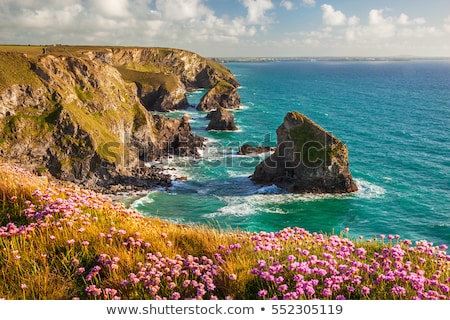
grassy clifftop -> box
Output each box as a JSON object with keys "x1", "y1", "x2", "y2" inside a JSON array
[
  {"x1": 0, "y1": 52, "x2": 42, "y2": 92},
  {"x1": 1, "y1": 164, "x2": 449, "y2": 300}
]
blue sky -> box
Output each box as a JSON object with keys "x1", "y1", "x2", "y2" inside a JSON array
[{"x1": 1, "y1": 0, "x2": 449, "y2": 57}]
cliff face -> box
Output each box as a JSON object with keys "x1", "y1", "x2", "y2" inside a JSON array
[
  {"x1": 0, "y1": 47, "x2": 234, "y2": 191},
  {"x1": 252, "y1": 111, "x2": 358, "y2": 194},
  {"x1": 85, "y1": 47, "x2": 240, "y2": 112}
]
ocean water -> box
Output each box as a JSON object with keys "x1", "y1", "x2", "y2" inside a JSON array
[{"x1": 133, "y1": 60, "x2": 450, "y2": 246}]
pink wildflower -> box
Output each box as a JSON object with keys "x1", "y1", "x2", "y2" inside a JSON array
[
  {"x1": 228, "y1": 274, "x2": 237, "y2": 281},
  {"x1": 322, "y1": 288, "x2": 332, "y2": 297},
  {"x1": 361, "y1": 286, "x2": 371, "y2": 295},
  {"x1": 258, "y1": 289, "x2": 268, "y2": 297},
  {"x1": 171, "y1": 292, "x2": 181, "y2": 300},
  {"x1": 77, "y1": 267, "x2": 85, "y2": 275},
  {"x1": 391, "y1": 285, "x2": 406, "y2": 296}
]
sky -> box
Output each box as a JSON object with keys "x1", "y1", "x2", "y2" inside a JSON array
[{"x1": 1, "y1": 0, "x2": 450, "y2": 57}]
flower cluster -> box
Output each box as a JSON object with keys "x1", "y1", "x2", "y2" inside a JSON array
[
  {"x1": 118, "y1": 252, "x2": 222, "y2": 300},
  {"x1": 1, "y1": 165, "x2": 449, "y2": 300},
  {"x1": 249, "y1": 228, "x2": 450, "y2": 300}
]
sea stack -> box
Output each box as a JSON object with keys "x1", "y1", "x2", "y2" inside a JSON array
[
  {"x1": 251, "y1": 111, "x2": 358, "y2": 194},
  {"x1": 206, "y1": 107, "x2": 238, "y2": 131}
]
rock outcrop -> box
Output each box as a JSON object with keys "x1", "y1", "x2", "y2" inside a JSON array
[
  {"x1": 153, "y1": 114, "x2": 205, "y2": 157},
  {"x1": 0, "y1": 47, "x2": 228, "y2": 192},
  {"x1": 206, "y1": 107, "x2": 238, "y2": 131},
  {"x1": 251, "y1": 111, "x2": 358, "y2": 194},
  {"x1": 197, "y1": 80, "x2": 241, "y2": 111},
  {"x1": 85, "y1": 47, "x2": 240, "y2": 112},
  {"x1": 238, "y1": 144, "x2": 274, "y2": 155}
]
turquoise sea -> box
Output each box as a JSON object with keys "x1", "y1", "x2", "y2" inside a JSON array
[{"x1": 133, "y1": 60, "x2": 450, "y2": 246}]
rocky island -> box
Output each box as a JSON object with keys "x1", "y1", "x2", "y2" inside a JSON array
[
  {"x1": 206, "y1": 107, "x2": 238, "y2": 131},
  {"x1": 0, "y1": 45, "x2": 240, "y2": 192},
  {"x1": 252, "y1": 111, "x2": 358, "y2": 194}
]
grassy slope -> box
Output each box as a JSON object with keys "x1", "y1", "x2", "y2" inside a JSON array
[
  {"x1": 0, "y1": 52, "x2": 42, "y2": 92},
  {"x1": 1, "y1": 164, "x2": 449, "y2": 300}
]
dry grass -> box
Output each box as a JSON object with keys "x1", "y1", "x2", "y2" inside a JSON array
[{"x1": 0, "y1": 164, "x2": 449, "y2": 300}]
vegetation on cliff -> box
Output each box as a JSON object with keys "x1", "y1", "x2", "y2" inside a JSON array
[
  {"x1": 0, "y1": 45, "x2": 239, "y2": 190},
  {"x1": 1, "y1": 164, "x2": 449, "y2": 300},
  {"x1": 252, "y1": 111, "x2": 358, "y2": 194}
]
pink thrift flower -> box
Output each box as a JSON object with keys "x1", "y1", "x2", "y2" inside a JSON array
[
  {"x1": 391, "y1": 285, "x2": 406, "y2": 296},
  {"x1": 77, "y1": 267, "x2": 85, "y2": 275},
  {"x1": 20, "y1": 284, "x2": 27, "y2": 290},
  {"x1": 228, "y1": 274, "x2": 237, "y2": 281},
  {"x1": 258, "y1": 289, "x2": 268, "y2": 297},
  {"x1": 171, "y1": 292, "x2": 181, "y2": 300},
  {"x1": 322, "y1": 288, "x2": 332, "y2": 297},
  {"x1": 278, "y1": 284, "x2": 288, "y2": 292},
  {"x1": 361, "y1": 286, "x2": 371, "y2": 295}
]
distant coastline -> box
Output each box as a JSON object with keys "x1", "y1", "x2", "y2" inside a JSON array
[{"x1": 212, "y1": 56, "x2": 450, "y2": 63}]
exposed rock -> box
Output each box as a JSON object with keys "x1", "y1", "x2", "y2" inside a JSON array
[
  {"x1": 238, "y1": 144, "x2": 274, "y2": 155},
  {"x1": 197, "y1": 80, "x2": 241, "y2": 111},
  {"x1": 0, "y1": 48, "x2": 214, "y2": 191},
  {"x1": 153, "y1": 114, "x2": 205, "y2": 157},
  {"x1": 251, "y1": 111, "x2": 358, "y2": 194},
  {"x1": 87, "y1": 48, "x2": 240, "y2": 112},
  {"x1": 0, "y1": 85, "x2": 48, "y2": 119},
  {"x1": 206, "y1": 107, "x2": 238, "y2": 131}
]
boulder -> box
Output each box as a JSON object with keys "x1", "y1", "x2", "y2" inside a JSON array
[
  {"x1": 251, "y1": 111, "x2": 358, "y2": 194},
  {"x1": 238, "y1": 144, "x2": 274, "y2": 155},
  {"x1": 206, "y1": 107, "x2": 238, "y2": 131}
]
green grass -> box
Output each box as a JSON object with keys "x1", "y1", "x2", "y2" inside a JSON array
[
  {"x1": 116, "y1": 67, "x2": 179, "y2": 92},
  {"x1": 0, "y1": 52, "x2": 42, "y2": 91},
  {"x1": 212, "y1": 79, "x2": 235, "y2": 94},
  {"x1": 63, "y1": 102, "x2": 123, "y2": 164}
]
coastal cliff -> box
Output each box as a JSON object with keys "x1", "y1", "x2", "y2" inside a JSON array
[
  {"x1": 252, "y1": 111, "x2": 358, "y2": 194},
  {"x1": 0, "y1": 46, "x2": 239, "y2": 191}
]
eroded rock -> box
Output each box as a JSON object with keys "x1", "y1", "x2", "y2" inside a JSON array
[
  {"x1": 251, "y1": 111, "x2": 358, "y2": 194},
  {"x1": 206, "y1": 107, "x2": 238, "y2": 131}
]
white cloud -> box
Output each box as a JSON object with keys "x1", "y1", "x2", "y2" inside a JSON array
[
  {"x1": 367, "y1": 9, "x2": 396, "y2": 38},
  {"x1": 397, "y1": 13, "x2": 409, "y2": 25},
  {"x1": 155, "y1": 0, "x2": 212, "y2": 21},
  {"x1": 91, "y1": 0, "x2": 130, "y2": 19},
  {"x1": 321, "y1": 4, "x2": 346, "y2": 26},
  {"x1": 0, "y1": 0, "x2": 448, "y2": 57},
  {"x1": 281, "y1": 0, "x2": 293, "y2": 11},
  {"x1": 444, "y1": 15, "x2": 450, "y2": 33},
  {"x1": 347, "y1": 16, "x2": 360, "y2": 26},
  {"x1": 242, "y1": 0, "x2": 274, "y2": 24}
]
